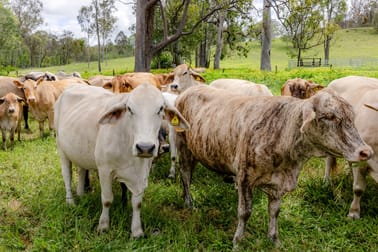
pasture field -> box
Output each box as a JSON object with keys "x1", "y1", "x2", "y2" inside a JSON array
[
  {"x1": 11, "y1": 27, "x2": 378, "y2": 77},
  {"x1": 1, "y1": 68, "x2": 378, "y2": 251}
]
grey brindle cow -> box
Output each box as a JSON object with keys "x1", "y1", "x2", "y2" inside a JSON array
[{"x1": 174, "y1": 85, "x2": 372, "y2": 246}]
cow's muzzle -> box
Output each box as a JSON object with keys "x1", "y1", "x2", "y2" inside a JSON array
[
  {"x1": 136, "y1": 142, "x2": 156, "y2": 158},
  {"x1": 348, "y1": 145, "x2": 373, "y2": 162},
  {"x1": 358, "y1": 146, "x2": 373, "y2": 161}
]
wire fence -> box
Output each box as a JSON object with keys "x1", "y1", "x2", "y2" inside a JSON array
[{"x1": 288, "y1": 57, "x2": 378, "y2": 69}]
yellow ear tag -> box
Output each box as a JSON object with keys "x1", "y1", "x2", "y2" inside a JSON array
[{"x1": 171, "y1": 115, "x2": 179, "y2": 126}]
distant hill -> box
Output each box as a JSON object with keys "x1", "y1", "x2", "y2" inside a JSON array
[{"x1": 221, "y1": 27, "x2": 378, "y2": 70}]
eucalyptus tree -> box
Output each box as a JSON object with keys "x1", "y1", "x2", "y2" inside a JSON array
[
  {"x1": 0, "y1": 2, "x2": 21, "y2": 67},
  {"x1": 77, "y1": 0, "x2": 117, "y2": 72},
  {"x1": 10, "y1": 0, "x2": 43, "y2": 67},
  {"x1": 271, "y1": 0, "x2": 324, "y2": 66},
  {"x1": 78, "y1": 6, "x2": 93, "y2": 68},
  {"x1": 321, "y1": 0, "x2": 346, "y2": 65},
  {"x1": 134, "y1": 0, "x2": 241, "y2": 72},
  {"x1": 260, "y1": 0, "x2": 272, "y2": 71}
]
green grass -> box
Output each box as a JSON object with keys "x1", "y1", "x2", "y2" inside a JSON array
[{"x1": 2, "y1": 67, "x2": 378, "y2": 251}]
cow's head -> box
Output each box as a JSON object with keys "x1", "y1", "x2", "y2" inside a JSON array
[
  {"x1": 167, "y1": 64, "x2": 206, "y2": 93},
  {"x1": 299, "y1": 89, "x2": 372, "y2": 162},
  {"x1": 0, "y1": 92, "x2": 24, "y2": 116},
  {"x1": 98, "y1": 83, "x2": 189, "y2": 158},
  {"x1": 13, "y1": 78, "x2": 43, "y2": 105},
  {"x1": 281, "y1": 78, "x2": 324, "y2": 99}
]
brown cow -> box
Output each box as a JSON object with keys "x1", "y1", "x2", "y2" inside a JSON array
[
  {"x1": 0, "y1": 77, "x2": 29, "y2": 130},
  {"x1": 103, "y1": 72, "x2": 163, "y2": 93},
  {"x1": 281, "y1": 78, "x2": 324, "y2": 99},
  {"x1": 174, "y1": 85, "x2": 372, "y2": 246},
  {"x1": 0, "y1": 92, "x2": 23, "y2": 150},
  {"x1": 13, "y1": 78, "x2": 84, "y2": 137}
]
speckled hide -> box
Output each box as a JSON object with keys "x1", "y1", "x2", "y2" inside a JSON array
[{"x1": 175, "y1": 85, "x2": 372, "y2": 246}]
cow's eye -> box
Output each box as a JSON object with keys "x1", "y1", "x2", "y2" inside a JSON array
[
  {"x1": 182, "y1": 71, "x2": 188, "y2": 76},
  {"x1": 127, "y1": 106, "x2": 134, "y2": 115},
  {"x1": 158, "y1": 106, "x2": 164, "y2": 115}
]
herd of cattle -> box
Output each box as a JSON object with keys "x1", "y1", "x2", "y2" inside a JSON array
[{"x1": 1, "y1": 64, "x2": 378, "y2": 247}]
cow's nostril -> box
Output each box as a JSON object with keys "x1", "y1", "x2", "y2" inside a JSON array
[
  {"x1": 359, "y1": 149, "x2": 372, "y2": 161},
  {"x1": 136, "y1": 143, "x2": 156, "y2": 157}
]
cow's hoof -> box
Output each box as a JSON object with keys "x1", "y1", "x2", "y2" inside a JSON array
[{"x1": 347, "y1": 212, "x2": 360, "y2": 220}]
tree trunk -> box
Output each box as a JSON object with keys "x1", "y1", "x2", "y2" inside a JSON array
[
  {"x1": 135, "y1": 0, "x2": 156, "y2": 72},
  {"x1": 198, "y1": 24, "x2": 209, "y2": 68},
  {"x1": 94, "y1": 0, "x2": 102, "y2": 72},
  {"x1": 213, "y1": 11, "x2": 224, "y2": 69},
  {"x1": 324, "y1": 35, "x2": 330, "y2": 66},
  {"x1": 260, "y1": 0, "x2": 272, "y2": 71}
]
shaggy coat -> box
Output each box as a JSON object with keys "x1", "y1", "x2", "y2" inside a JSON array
[{"x1": 175, "y1": 85, "x2": 372, "y2": 246}]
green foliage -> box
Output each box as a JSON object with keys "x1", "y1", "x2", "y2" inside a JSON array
[{"x1": 151, "y1": 52, "x2": 173, "y2": 69}]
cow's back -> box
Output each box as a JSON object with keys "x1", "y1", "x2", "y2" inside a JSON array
[
  {"x1": 327, "y1": 76, "x2": 378, "y2": 107},
  {"x1": 0, "y1": 77, "x2": 26, "y2": 99},
  {"x1": 55, "y1": 85, "x2": 117, "y2": 169},
  {"x1": 176, "y1": 85, "x2": 298, "y2": 174},
  {"x1": 210, "y1": 78, "x2": 273, "y2": 96}
]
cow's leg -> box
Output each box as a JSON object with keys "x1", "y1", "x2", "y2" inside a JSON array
[
  {"x1": 39, "y1": 121, "x2": 44, "y2": 138},
  {"x1": 267, "y1": 194, "x2": 282, "y2": 246},
  {"x1": 178, "y1": 146, "x2": 196, "y2": 208},
  {"x1": 9, "y1": 128, "x2": 15, "y2": 150},
  {"x1": 23, "y1": 105, "x2": 29, "y2": 130},
  {"x1": 77, "y1": 167, "x2": 87, "y2": 197},
  {"x1": 98, "y1": 169, "x2": 113, "y2": 232},
  {"x1": 48, "y1": 111, "x2": 55, "y2": 137},
  {"x1": 348, "y1": 164, "x2": 368, "y2": 219},
  {"x1": 16, "y1": 117, "x2": 21, "y2": 141},
  {"x1": 168, "y1": 125, "x2": 176, "y2": 178},
  {"x1": 324, "y1": 156, "x2": 337, "y2": 181},
  {"x1": 1, "y1": 129, "x2": 6, "y2": 150},
  {"x1": 59, "y1": 152, "x2": 74, "y2": 204},
  {"x1": 233, "y1": 172, "x2": 253, "y2": 246},
  {"x1": 131, "y1": 192, "x2": 144, "y2": 238}
]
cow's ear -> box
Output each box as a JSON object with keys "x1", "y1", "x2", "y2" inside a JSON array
[
  {"x1": 16, "y1": 96, "x2": 24, "y2": 103},
  {"x1": 98, "y1": 103, "x2": 127, "y2": 124},
  {"x1": 102, "y1": 81, "x2": 113, "y2": 90},
  {"x1": 300, "y1": 103, "x2": 316, "y2": 133},
  {"x1": 13, "y1": 80, "x2": 23, "y2": 89},
  {"x1": 164, "y1": 73, "x2": 174, "y2": 84},
  {"x1": 190, "y1": 70, "x2": 206, "y2": 83},
  {"x1": 164, "y1": 108, "x2": 190, "y2": 132}
]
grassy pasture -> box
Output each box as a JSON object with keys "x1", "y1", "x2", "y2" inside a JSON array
[
  {"x1": 1, "y1": 68, "x2": 378, "y2": 251},
  {"x1": 1, "y1": 27, "x2": 378, "y2": 251}
]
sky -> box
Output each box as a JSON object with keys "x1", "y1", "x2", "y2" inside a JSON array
[
  {"x1": 38, "y1": 0, "x2": 134, "y2": 42},
  {"x1": 38, "y1": 0, "x2": 266, "y2": 44}
]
